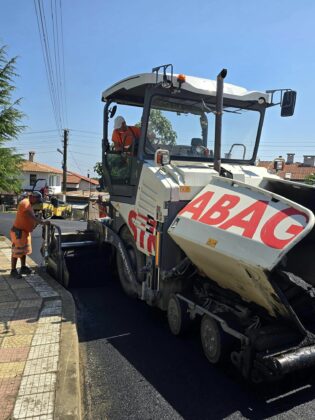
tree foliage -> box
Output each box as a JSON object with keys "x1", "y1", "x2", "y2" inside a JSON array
[
  {"x1": 136, "y1": 109, "x2": 177, "y2": 146},
  {"x1": 305, "y1": 173, "x2": 315, "y2": 185},
  {"x1": 0, "y1": 45, "x2": 24, "y2": 193},
  {"x1": 93, "y1": 161, "x2": 103, "y2": 178}
]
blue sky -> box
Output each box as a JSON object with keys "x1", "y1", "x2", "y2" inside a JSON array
[{"x1": 1, "y1": 0, "x2": 315, "y2": 175}]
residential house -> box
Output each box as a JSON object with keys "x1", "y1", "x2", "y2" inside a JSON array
[
  {"x1": 66, "y1": 171, "x2": 99, "y2": 192},
  {"x1": 21, "y1": 152, "x2": 62, "y2": 194},
  {"x1": 258, "y1": 153, "x2": 315, "y2": 182}
]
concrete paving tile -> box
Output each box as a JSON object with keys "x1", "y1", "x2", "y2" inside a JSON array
[
  {"x1": 0, "y1": 347, "x2": 29, "y2": 363},
  {"x1": 0, "y1": 302, "x2": 19, "y2": 310},
  {"x1": 9, "y1": 322, "x2": 37, "y2": 336},
  {"x1": 18, "y1": 300, "x2": 42, "y2": 309},
  {"x1": 13, "y1": 391, "x2": 54, "y2": 418},
  {"x1": 37, "y1": 315, "x2": 61, "y2": 325},
  {"x1": 23, "y1": 356, "x2": 58, "y2": 376},
  {"x1": 0, "y1": 283, "x2": 10, "y2": 291},
  {"x1": 0, "y1": 250, "x2": 10, "y2": 256},
  {"x1": 18, "y1": 373, "x2": 56, "y2": 396},
  {"x1": 25, "y1": 278, "x2": 46, "y2": 287},
  {"x1": 39, "y1": 307, "x2": 62, "y2": 316},
  {"x1": 0, "y1": 292, "x2": 16, "y2": 303},
  {"x1": 31, "y1": 332, "x2": 60, "y2": 346},
  {"x1": 36, "y1": 290, "x2": 59, "y2": 298},
  {"x1": 0, "y1": 253, "x2": 10, "y2": 260},
  {"x1": 28, "y1": 344, "x2": 59, "y2": 360},
  {"x1": 43, "y1": 300, "x2": 61, "y2": 308},
  {"x1": 0, "y1": 251, "x2": 9, "y2": 260},
  {"x1": 2, "y1": 335, "x2": 33, "y2": 349},
  {"x1": 9, "y1": 280, "x2": 29, "y2": 289},
  {"x1": 0, "y1": 376, "x2": 21, "y2": 395},
  {"x1": 0, "y1": 399, "x2": 15, "y2": 420},
  {"x1": 0, "y1": 308, "x2": 15, "y2": 318},
  {"x1": 14, "y1": 308, "x2": 39, "y2": 321},
  {"x1": 14, "y1": 290, "x2": 40, "y2": 300},
  {"x1": 0, "y1": 361, "x2": 25, "y2": 378},
  {"x1": 35, "y1": 324, "x2": 60, "y2": 335}
]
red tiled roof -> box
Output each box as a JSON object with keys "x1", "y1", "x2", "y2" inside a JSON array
[
  {"x1": 66, "y1": 171, "x2": 99, "y2": 185},
  {"x1": 66, "y1": 175, "x2": 80, "y2": 184},
  {"x1": 22, "y1": 160, "x2": 62, "y2": 174},
  {"x1": 258, "y1": 161, "x2": 315, "y2": 180}
]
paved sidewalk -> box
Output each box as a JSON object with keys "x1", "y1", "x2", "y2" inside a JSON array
[{"x1": 0, "y1": 235, "x2": 81, "y2": 420}]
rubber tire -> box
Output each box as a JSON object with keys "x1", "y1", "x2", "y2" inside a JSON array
[
  {"x1": 116, "y1": 225, "x2": 145, "y2": 297},
  {"x1": 200, "y1": 315, "x2": 225, "y2": 364},
  {"x1": 167, "y1": 294, "x2": 191, "y2": 336}
]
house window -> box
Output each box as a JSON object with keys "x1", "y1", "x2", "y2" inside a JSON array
[
  {"x1": 48, "y1": 175, "x2": 61, "y2": 186},
  {"x1": 30, "y1": 174, "x2": 37, "y2": 186}
]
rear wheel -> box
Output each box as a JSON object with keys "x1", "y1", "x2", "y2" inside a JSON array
[
  {"x1": 200, "y1": 315, "x2": 228, "y2": 364},
  {"x1": 116, "y1": 226, "x2": 145, "y2": 297}
]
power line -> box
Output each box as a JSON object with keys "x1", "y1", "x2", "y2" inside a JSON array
[
  {"x1": 59, "y1": 0, "x2": 68, "y2": 126},
  {"x1": 20, "y1": 129, "x2": 60, "y2": 135},
  {"x1": 35, "y1": 0, "x2": 61, "y2": 131},
  {"x1": 69, "y1": 150, "x2": 100, "y2": 157},
  {"x1": 34, "y1": 0, "x2": 67, "y2": 133},
  {"x1": 69, "y1": 129, "x2": 101, "y2": 135},
  {"x1": 69, "y1": 150, "x2": 82, "y2": 173}
]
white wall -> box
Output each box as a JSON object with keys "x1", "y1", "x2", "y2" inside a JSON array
[{"x1": 21, "y1": 172, "x2": 62, "y2": 194}]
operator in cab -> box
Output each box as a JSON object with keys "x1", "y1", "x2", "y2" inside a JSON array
[{"x1": 112, "y1": 116, "x2": 141, "y2": 153}]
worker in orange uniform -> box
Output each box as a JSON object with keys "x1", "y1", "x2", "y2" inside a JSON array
[
  {"x1": 10, "y1": 191, "x2": 50, "y2": 278},
  {"x1": 112, "y1": 116, "x2": 141, "y2": 153}
]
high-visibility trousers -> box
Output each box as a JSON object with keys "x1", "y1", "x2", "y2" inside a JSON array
[{"x1": 10, "y1": 227, "x2": 32, "y2": 258}]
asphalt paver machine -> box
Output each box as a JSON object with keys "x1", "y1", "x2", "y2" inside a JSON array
[{"x1": 44, "y1": 65, "x2": 315, "y2": 382}]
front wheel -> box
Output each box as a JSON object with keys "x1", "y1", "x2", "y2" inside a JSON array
[{"x1": 116, "y1": 226, "x2": 145, "y2": 297}]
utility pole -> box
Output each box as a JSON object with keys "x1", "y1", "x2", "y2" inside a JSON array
[
  {"x1": 87, "y1": 170, "x2": 91, "y2": 221},
  {"x1": 62, "y1": 129, "x2": 69, "y2": 200}
]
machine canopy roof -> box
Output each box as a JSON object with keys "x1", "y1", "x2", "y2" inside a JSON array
[{"x1": 102, "y1": 73, "x2": 270, "y2": 105}]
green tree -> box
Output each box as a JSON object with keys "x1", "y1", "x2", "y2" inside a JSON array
[
  {"x1": 305, "y1": 173, "x2": 315, "y2": 185},
  {"x1": 137, "y1": 109, "x2": 177, "y2": 146},
  {"x1": 0, "y1": 45, "x2": 24, "y2": 193},
  {"x1": 93, "y1": 161, "x2": 103, "y2": 178}
]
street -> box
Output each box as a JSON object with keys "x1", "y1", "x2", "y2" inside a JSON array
[{"x1": 1, "y1": 213, "x2": 315, "y2": 419}]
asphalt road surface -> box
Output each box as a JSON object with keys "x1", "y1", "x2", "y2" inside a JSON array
[{"x1": 1, "y1": 213, "x2": 315, "y2": 419}]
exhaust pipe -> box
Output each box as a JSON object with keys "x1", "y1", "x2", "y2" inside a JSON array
[{"x1": 214, "y1": 69, "x2": 227, "y2": 173}]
